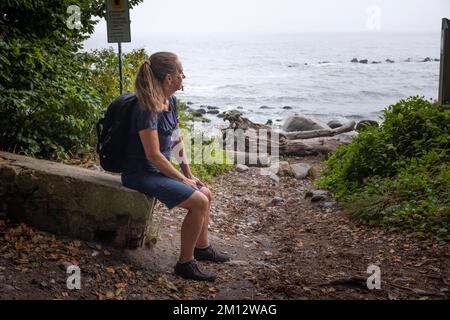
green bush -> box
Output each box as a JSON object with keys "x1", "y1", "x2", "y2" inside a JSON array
[
  {"x1": 317, "y1": 97, "x2": 450, "y2": 240},
  {"x1": 84, "y1": 48, "x2": 148, "y2": 109},
  {"x1": 0, "y1": 53, "x2": 102, "y2": 158}
]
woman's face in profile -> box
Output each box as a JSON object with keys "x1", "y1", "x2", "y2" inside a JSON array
[{"x1": 170, "y1": 60, "x2": 185, "y2": 93}]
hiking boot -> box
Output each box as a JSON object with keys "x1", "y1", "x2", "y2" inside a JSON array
[
  {"x1": 194, "y1": 245, "x2": 230, "y2": 263},
  {"x1": 174, "y1": 260, "x2": 216, "y2": 282}
]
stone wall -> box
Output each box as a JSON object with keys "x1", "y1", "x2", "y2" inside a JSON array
[{"x1": 0, "y1": 152, "x2": 156, "y2": 248}]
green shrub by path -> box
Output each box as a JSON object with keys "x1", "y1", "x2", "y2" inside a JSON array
[
  {"x1": 317, "y1": 96, "x2": 450, "y2": 240},
  {"x1": 85, "y1": 48, "x2": 148, "y2": 109},
  {"x1": 0, "y1": 53, "x2": 102, "y2": 158}
]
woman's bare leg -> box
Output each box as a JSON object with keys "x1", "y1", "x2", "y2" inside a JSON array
[
  {"x1": 195, "y1": 187, "x2": 212, "y2": 248},
  {"x1": 176, "y1": 191, "x2": 209, "y2": 263}
]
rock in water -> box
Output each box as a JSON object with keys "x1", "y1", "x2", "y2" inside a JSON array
[
  {"x1": 351, "y1": 58, "x2": 358, "y2": 63},
  {"x1": 422, "y1": 57, "x2": 432, "y2": 62},
  {"x1": 191, "y1": 109, "x2": 205, "y2": 117},
  {"x1": 282, "y1": 114, "x2": 331, "y2": 132},
  {"x1": 385, "y1": 59, "x2": 395, "y2": 63},
  {"x1": 359, "y1": 59, "x2": 368, "y2": 64}
]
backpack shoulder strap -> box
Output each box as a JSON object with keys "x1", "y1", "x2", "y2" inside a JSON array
[{"x1": 171, "y1": 95, "x2": 179, "y2": 120}]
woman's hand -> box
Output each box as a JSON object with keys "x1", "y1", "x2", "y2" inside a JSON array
[
  {"x1": 189, "y1": 175, "x2": 204, "y2": 187},
  {"x1": 181, "y1": 177, "x2": 199, "y2": 190}
]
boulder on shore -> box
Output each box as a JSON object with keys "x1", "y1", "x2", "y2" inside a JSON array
[
  {"x1": 327, "y1": 120, "x2": 343, "y2": 129},
  {"x1": 282, "y1": 114, "x2": 331, "y2": 132},
  {"x1": 235, "y1": 164, "x2": 249, "y2": 173}
]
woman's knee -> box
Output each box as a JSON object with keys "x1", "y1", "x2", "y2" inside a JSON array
[
  {"x1": 199, "y1": 187, "x2": 212, "y2": 202},
  {"x1": 180, "y1": 191, "x2": 209, "y2": 212}
]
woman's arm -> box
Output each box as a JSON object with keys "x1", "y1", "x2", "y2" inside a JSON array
[
  {"x1": 173, "y1": 135, "x2": 193, "y2": 178},
  {"x1": 173, "y1": 135, "x2": 204, "y2": 186},
  {"x1": 139, "y1": 128, "x2": 198, "y2": 189}
]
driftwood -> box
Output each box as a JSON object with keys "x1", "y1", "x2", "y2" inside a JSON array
[
  {"x1": 221, "y1": 111, "x2": 354, "y2": 158},
  {"x1": 223, "y1": 110, "x2": 271, "y2": 131},
  {"x1": 284, "y1": 120, "x2": 356, "y2": 140},
  {"x1": 280, "y1": 137, "x2": 345, "y2": 156}
]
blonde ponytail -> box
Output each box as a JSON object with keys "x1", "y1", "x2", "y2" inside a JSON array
[{"x1": 135, "y1": 52, "x2": 179, "y2": 113}]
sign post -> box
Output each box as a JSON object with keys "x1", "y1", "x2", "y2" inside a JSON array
[
  {"x1": 106, "y1": 0, "x2": 131, "y2": 95},
  {"x1": 439, "y1": 18, "x2": 450, "y2": 104}
]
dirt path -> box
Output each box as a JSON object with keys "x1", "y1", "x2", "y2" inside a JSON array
[{"x1": 1, "y1": 156, "x2": 449, "y2": 300}]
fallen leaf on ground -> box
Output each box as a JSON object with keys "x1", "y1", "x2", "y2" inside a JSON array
[
  {"x1": 106, "y1": 267, "x2": 115, "y2": 274},
  {"x1": 115, "y1": 283, "x2": 127, "y2": 289}
]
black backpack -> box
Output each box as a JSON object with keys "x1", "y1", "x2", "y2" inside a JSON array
[{"x1": 96, "y1": 92, "x2": 138, "y2": 173}]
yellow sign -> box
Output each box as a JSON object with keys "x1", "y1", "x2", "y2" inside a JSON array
[
  {"x1": 106, "y1": 0, "x2": 130, "y2": 42},
  {"x1": 111, "y1": 0, "x2": 125, "y2": 10}
]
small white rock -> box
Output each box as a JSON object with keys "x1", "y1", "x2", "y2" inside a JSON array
[
  {"x1": 91, "y1": 250, "x2": 100, "y2": 257},
  {"x1": 235, "y1": 164, "x2": 249, "y2": 173},
  {"x1": 290, "y1": 163, "x2": 311, "y2": 179},
  {"x1": 269, "y1": 174, "x2": 279, "y2": 183}
]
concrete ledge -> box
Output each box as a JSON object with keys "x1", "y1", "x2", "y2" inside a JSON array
[{"x1": 0, "y1": 151, "x2": 156, "y2": 248}]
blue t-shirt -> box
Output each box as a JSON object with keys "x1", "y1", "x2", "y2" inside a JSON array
[{"x1": 123, "y1": 95, "x2": 179, "y2": 174}]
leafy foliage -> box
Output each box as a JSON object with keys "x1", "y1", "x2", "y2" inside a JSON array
[
  {"x1": 0, "y1": 0, "x2": 143, "y2": 158},
  {"x1": 317, "y1": 97, "x2": 450, "y2": 240},
  {"x1": 85, "y1": 48, "x2": 148, "y2": 109}
]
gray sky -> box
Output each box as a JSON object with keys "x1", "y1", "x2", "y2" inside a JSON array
[{"x1": 95, "y1": 0, "x2": 449, "y2": 34}]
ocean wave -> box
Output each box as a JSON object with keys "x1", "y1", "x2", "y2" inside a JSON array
[{"x1": 358, "y1": 90, "x2": 394, "y2": 98}]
